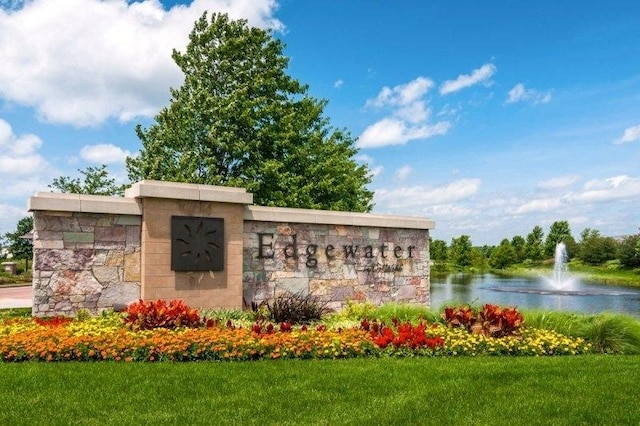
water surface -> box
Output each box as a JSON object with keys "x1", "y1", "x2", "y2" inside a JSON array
[{"x1": 430, "y1": 273, "x2": 640, "y2": 316}]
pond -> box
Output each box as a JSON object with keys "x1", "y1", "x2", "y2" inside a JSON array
[{"x1": 430, "y1": 273, "x2": 640, "y2": 316}]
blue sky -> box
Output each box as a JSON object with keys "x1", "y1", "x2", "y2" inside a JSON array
[{"x1": 0, "y1": 0, "x2": 639, "y2": 245}]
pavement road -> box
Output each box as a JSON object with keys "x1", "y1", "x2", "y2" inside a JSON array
[{"x1": 0, "y1": 285, "x2": 33, "y2": 309}]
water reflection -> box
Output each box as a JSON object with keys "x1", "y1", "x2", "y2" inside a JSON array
[{"x1": 430, "y1": 273, "x2": 640, "y2": 316}]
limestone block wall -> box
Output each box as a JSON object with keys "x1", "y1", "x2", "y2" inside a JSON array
[
  {"x1": 243, "y1": 206, "x2": 431, "y2": 310},
  {"x1": 32, "y1": 211, "x2": 141, "y2": 316},
  {"x1": 140, "y1": 197, "x2": 245, "y2": 309}
]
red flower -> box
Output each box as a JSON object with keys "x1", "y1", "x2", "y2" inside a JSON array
[
  {"x1": 279, "y1": 322, "x2": 292, "y2": 332},
  {"x1": 360, "y1": 319, "x2": 370, "y2": 331}
]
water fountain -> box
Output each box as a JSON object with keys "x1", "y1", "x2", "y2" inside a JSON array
[
  {"x1": 553, "y1": 242, "x2": 568, "y2": 287},
  {"x1": 547, "y1": 242, "x2": 578, "y2": 291},
  {"x1": 487, "y1": 242, "x2": 635, "y2": 297}
]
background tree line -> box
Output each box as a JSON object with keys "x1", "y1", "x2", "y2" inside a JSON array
[{"x1": 430, "y1": 220, "x2": 640, "y2": 271}]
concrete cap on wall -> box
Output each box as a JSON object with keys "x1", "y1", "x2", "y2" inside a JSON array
[
  {"x1": 125, "y1": 180, "x2": 254, "y2": 204},
  {"x1": 245, "y1": 205, "x2": 435, "y2": 230},
  {"x1": 28, "y1": 192, "x2": 142, "y2": 215},
  {"x1": 28, "y1": 181, "x2": 434, "y2": 230}
]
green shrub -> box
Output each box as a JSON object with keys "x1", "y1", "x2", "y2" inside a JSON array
[
  {"x1": 368, "y1": 303, "x2": 439, "y2": 323},
  {"x1": 330, "y1": 298, "x2": 378, "y2": 321},
  {"x1": 0, "y1": 307, "x2": 31, "y2": 320},
  {"x1": 200, "y1": 308, "x2": 246, "y2": 321},
  {"x1": 522, "y1": 310, "x2": 583, "y2": 336},
  {"x1": 577, "y1": 313, "x2": 640, "y2": 354},
  {"x1": 523, "y1": 309, "x2": 640, "y2": 354}
]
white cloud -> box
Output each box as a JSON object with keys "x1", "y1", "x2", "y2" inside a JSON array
[
  {"x1": 370, "y1": 165, "x2": 384, "y2": 178},
  {"x1": 536, "y1": 175, "x2": 580, "y2": 190},
  {"x1": 0, "y1": 0, "x2": 283, "y2": 127},
  {"x1": 394, "y1": 165, "x2": 412, "y2": 182},
  {"x1": 507, "y1": 175, "x2": 640, "y2": 215},
  {"x1": 575, "y1": 175, "x2": 640, "y2": 203},
  {"x1": 437, "y1": 103, "x2": 460, "y2": 117},
  {"x1": 355, "y1": 153, "x2": 383, "y2": 177},
  {"x1": 366, "y1": 77, "x2": 434, "y2": 108},
  {"x1": 334, "y1": 79, "x2": 344, "y2": 88},
  {"x1": 357, "y1": 118, "x2": 450, "y2": 148},
  {"x1": 0, "y1": 202, "x2": 27, "y2": 219},
  {"x1": 439, "y1": 63, "x2": 496, "y2": 95},
  {"x1": 359, "y1": 76, "x2": 451, "y2": 148},
  {"x1": 424, "y1": 204, "x2": 474, "y2": 218},
  {"x1": 355, "y1": 153, "x2": 374, "y2": 163},
  {"x1": 0, "y1": 202, "x2": 28, "y2": 234},
  {"x1": 509, "y1": 197, "x2": 562, "y2": 214},
  {"x1": 615, "y1": 125, "x2": 640, "y2": 144},
  {"x1": 0, "y1": 118, "x2": 55, "y2": 234},
  {"x1": 80, "y1": 144, "x2": 132, "y2": 164},
  {"x1": 505, "y1": 83, "x2": 552, "y2": 104},
  {"x1": 395, "y1": 102, "x2": 430, "y2": 124},
  {"x1": 0, "y1": 118, "x2": 49, "y2": 175},
  {"x1": 374, "y1": 178, "x2": 481, "y2": 210}
]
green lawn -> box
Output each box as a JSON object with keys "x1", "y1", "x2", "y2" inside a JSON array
[{"x1": 1, "y1": 356, "x2": 638, "y2": 425}]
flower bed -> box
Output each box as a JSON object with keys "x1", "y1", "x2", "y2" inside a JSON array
[{"x1": 0, "y1": 302, "x2": 591, "y2": 362}]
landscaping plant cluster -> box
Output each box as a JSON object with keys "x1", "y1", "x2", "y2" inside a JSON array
[{"x1": 0, "y1": 300, "x2": 591, "y2": 362}]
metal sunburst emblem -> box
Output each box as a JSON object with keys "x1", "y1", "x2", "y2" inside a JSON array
[{"x1": 171, "y1": 216, "x2": 224, "y2": 271}]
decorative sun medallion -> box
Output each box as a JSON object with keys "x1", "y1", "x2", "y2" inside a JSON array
[{"x1": 171, "y1": 216, "x2": 224, "y2": 271}]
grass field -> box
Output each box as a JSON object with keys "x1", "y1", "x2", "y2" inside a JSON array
[{"x1": 1, "y1": 355, "x2": 638, "y2": 425}]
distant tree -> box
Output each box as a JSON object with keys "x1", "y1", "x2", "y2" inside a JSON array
[
  {"x1": 0, "y1": 234, "x2": 8, "y2": 259},
  {"x1": 490, "y1": 238, "x2": 518, "y2": 269},
  {"x1": 471, "y1": 247, "x2": 489, "y2": 270},
  {"x1": 127, "y1": 12, "x2": 373, "y2": 212},
  {"x1": 429, "y1": 238, "x2": 448, "y2": 261},
  {"x1": 49, "y1": 165, "x2": 126, "y2": 196},
  {"x1": 618, "y1": 233, "x2": 640, "y2": 268},
  {"x1": 578, "y1": 228, "x2": 617, "y2": 265},
  {"x1": 449, "y1": 235, "x2": 473, "y2": 268},
  {"x1": 479, "y1": 245, "x2": 494, "y2": 259},
  {"x1": 524, "y1": 225, "x2": 545, "y2": 262},
  {"x1": 510, "y1": 235, "x2": 526, "y2": 263},
  {"x1": 545, "y1": 221, "x2": 576, "y2": 258},
  {"x1": 4, "y1": 216, "x2": 33, "y2": 270}
]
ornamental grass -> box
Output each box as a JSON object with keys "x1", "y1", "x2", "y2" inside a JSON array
[{"x1": 0, "y1": 301, "x2": 593, "y2": 362}]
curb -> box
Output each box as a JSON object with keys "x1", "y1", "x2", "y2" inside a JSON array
[{"x1": 0, "y1": 282, "x2": 32, "y2": 289}]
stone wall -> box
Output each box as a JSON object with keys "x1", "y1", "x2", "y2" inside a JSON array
[
  {"x1": 243, "y1": 221, "x2": 430, "y2": 310},
  {"x1": 29, "y1": 181, "x2": 434, "y2": 315},
  {"x1": 32, "y1": 211, "x2": 141, "y2": 316}
]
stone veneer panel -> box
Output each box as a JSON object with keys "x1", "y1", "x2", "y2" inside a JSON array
[
  {"x1": 243, "y1": 221, "x2": 430, "y2": 310},
  {"x1": 140, "y1": 198, "x2": 245, "y2": 309},
  {"x1": 32, "y1": 211, "x2": 141, "y2": 316}
]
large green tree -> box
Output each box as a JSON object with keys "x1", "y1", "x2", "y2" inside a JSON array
[
  {"x1": 524, "y1": 225, "x2": 545, "y2": 262},
  {"x1": 490, "y1": 238, "x2": 517, "y2": 269},
  {"x1": 617, "y1": 232, "x2": 640, "y2": 268},
  {"x1": 429, "y1": 238, "x2": 448, "y2": 261},
  {"x1": 578, "y1": 228, "x2": 617, "y2": 265},
  {"x1": 510, "y1": 235, "x2": 526, "y2": 263},
  {"x1": 49, "y1": 165, "x2": 126, "y2": 196},
  {"x1": 127, "y1": 13, "x2": 373, "y2": 212},
  {"x1": 544, "y1": 221, "x2": 576, "y2": 258},
  {"x1": 4, "y1": 216, "x2": 33, "y2": 270},
  {"x1": 448, "y1": 235, "x2": 473, "y2": 268}
]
